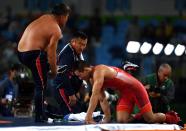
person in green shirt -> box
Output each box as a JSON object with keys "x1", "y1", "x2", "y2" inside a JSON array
[{"x1": 141, "y1": 63, "x2": 175, "y2": 113}]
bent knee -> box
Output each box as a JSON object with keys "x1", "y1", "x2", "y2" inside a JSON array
[
  {"x1": 117, "y1": 118, "x2": 128, "y2": 123},
  {"x1": 117, "y1": 114, "x2": 129, "y2": 123},
  {"x1": 116, "y1": 111, "x2": 130, "y2": 123}
]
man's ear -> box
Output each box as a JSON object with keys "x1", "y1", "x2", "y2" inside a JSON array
[{"x1": 71, "y1": 39, "x2": 76, "y2": 45}]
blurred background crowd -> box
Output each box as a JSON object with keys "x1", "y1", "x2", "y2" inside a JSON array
[{"x1": 0, "y1": 0, "x2": 186, "y2": 122}]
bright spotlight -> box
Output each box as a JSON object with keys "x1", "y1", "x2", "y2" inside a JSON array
[
  {"x1": 164, "y1": 43, "x2": 174, "y2": 55},
  {"x1": 140, "y1": 42, "x2": 152, "y2": 54},
  {"x1": 126, "y1": 41, "x2": 141, "y2": 53},
  {"x1": 152, "y1": 42, "x2": 163, "y2": 55},
  {"x1": 174, "y1": 44, "x2": 185, "y2": 56}
]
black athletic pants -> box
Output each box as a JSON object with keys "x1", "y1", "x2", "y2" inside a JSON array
[{"x1": 18, "y1": 50, "x2": 49, "y2": 122}]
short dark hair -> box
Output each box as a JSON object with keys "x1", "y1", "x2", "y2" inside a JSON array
[
  {"x1": 72, "y1": 31, "x2": 88, "y2": 40},
  {"x1": 51, "y1": 3, "x2": 71, "y2": 16},
  {"x1": 73, "y1": 60, "x2": 90, "y2": 72}
]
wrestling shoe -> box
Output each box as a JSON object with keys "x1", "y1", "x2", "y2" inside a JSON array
[
  {"x1": 165, "y1": 111, "x2": 181, "y2": 124},
  {"x1": 123, "y1": 61, "x2": 139, "y2": 71}
]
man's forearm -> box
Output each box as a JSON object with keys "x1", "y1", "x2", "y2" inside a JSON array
[
  {"x1": 47, "y1": 47, "x2": 57, "y2": 77},
  {"x1": 49, "y1": 55, "x2": 57, "y2": 74},
  {"x1": 86, "y1": 94, "x2": 99, "y2": 116},
  {"x1": 100, "y1": 97, "x2": 111, "y2": 117},
  {"x1": 48, "y1": 58, "x2": 57, "y2": 76}
]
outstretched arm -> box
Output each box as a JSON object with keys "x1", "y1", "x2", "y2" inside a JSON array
[{"x1": 85, "y1": 69, "x2": 104, "y2": 124}]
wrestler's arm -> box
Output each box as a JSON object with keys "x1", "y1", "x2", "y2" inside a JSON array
[
  {"x1": 85, "y1": 68, "x2": 104, "y2": 124},
  {"x1": 47, "y1": 29, "x2": 62, "y2": 78},
  {"x1": 99, "y1": 90, "x2": 111, "y2": 123}
]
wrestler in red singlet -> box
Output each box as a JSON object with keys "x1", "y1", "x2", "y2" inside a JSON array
[
  {"x1": 74, "y1": 60, "x2": 181, "y2": 125},
  {"x1": 103, "y1": 67, "x2": 152, "y2": 114}
]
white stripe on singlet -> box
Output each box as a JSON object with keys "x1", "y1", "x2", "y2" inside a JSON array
[{"x1": 115, "y1": 71, "x2": 129, "y2": 82}]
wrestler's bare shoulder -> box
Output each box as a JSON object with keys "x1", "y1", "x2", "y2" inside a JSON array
[
  {"x1": 27, "y1": 15, "x2": 61, "y2": 32},
  {"x1": 94, "y1": 65, "x2": 112, "y2": 70},
  {"x1": 94, "y1": 65, "x2": 117, "y2": 77}
]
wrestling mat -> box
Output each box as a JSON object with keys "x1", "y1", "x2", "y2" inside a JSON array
[{"x1": 0, "y1": 117, "x2": 184, "y2": 131}]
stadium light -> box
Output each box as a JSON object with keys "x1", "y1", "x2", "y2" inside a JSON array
[
  {"x1": 152, "y1": 42, "x2": 163, "y2": 55},
  {"x1": 174, "y1": 44, "x2": 185, "y2": 56},
  {"x1": 126, "y1": 41, "x2": 140, "y2": 53},
  {"x1": 164, "y1": 43, "x2": 174, "y2": 56},
  {"x1": 140, "y1": 42, "x2": 152, "y2": 54}
]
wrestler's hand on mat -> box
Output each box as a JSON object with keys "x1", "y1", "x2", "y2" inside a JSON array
[
  {"x1": 85, "y1": 115, "x2": 96, "y2": 124},
  {"x1": 69, "y1": 95, "x2": 77, "y2": 106}
]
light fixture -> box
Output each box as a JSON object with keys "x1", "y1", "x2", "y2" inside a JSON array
[
  {"x1": 174, "y1": 44, "x2": 185, "y2": 56},
  {"x1": 126, "y1": 41, "x2": 141, "y2": 53},
  {"x1": 140, "y1": 42, "x2": 152, "y2": 54},
  {"x1": 164, "y1": 43, "x2": 174, "y2": 55},
  {"x1": 152, "y1": 42, "x2": 163, "y2": 55}
]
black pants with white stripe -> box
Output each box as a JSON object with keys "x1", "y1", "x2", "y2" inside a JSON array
[{"x1": 18, "y1": 50, "x2": 49, "y2": 122}]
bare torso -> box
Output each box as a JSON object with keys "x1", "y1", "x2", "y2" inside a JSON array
[
  {"x1": 92, "y1": 65, "x2": 136, "y2": 90},
  {"x1": 92, "y1": 65, "x2": 117, "y2": 81},
  {"x1": 99, "y1": 65, "x2": 117, "y2": 79},
  {"x1": 18, "y1": 14, "x2": 62, "y2": 52}
]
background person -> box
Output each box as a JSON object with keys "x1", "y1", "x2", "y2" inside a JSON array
[
  {"x1": 141, "y1": 63, "x2": 175, "y2": 113},
  {"x1": 52, "y1": 31, "x2": 89, "y2": 116},
  {"x1": 0, "y1": 64, "x2": 19, "y2": 116}
]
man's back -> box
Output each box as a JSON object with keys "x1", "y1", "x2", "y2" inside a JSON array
[
  {"x1": 102, "y1": 66, "x2": 143, "y2": 91},
  {"x1": 18, "y1": 15, "x2": 61, "y2": 52}
]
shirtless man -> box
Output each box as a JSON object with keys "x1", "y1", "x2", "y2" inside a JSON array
[
  {"x1": 17, "y1": 3, "x2": 70, "y2": 122},
  {"x1": 73, "y1": 60, "x2": 181, "y2": 124}
]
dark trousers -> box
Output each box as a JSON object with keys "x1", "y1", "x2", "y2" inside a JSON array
[
  {"x1": 54, "y1": 87, "x2": 86, "y2": 116},
  {"x1": 18, "y1": 50, "x2": 49, "y2": 122},
  {"x1": 53, "y1": 74, "x2": 86, "y2": 116}
]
